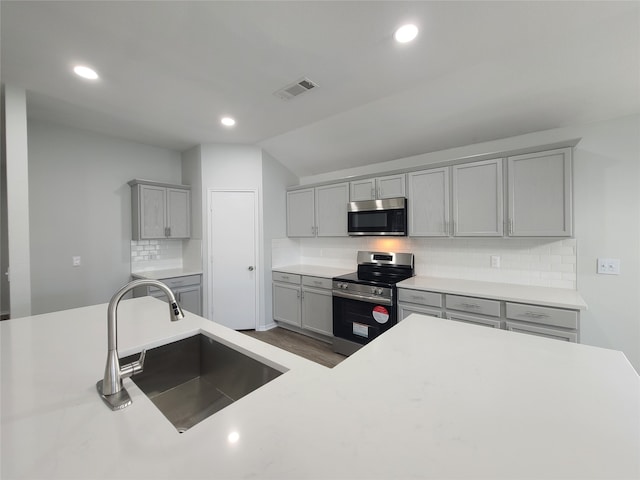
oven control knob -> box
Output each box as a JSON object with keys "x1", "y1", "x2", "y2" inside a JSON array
[{"x1": 377, "y1": 288, "x2": 384, "y2": 295}]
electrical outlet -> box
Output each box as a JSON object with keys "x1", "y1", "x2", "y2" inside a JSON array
[
  {"x1": 490, "y1": 255, "x2": 501, "y2": 268},
  {"x1": 597, "y1": 258, "x2": 620, "y2": 275},
  {"x1": 72, "y1": 256, "x2": 81, "y2": 267}
]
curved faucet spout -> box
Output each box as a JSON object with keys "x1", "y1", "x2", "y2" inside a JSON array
[{"x1": 97, "y1": 279, "x2": 184, "y2": 410}]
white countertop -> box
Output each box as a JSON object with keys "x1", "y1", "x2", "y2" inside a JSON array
[
  {"x1": 273, "y1": 264, "x2": 353, "y2": 278},
  {"x1": 399, "y1": 275, "x2": 588, "y2": 310},
  {"x1": 2, "y1": 297, "x2": 637, "y2": 479},
  {"x1": 131, "y1": 268, "x2": 203, "y2": 280}
]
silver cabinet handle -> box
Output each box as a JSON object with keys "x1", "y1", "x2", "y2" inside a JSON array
[
  {"x1": 508, "y1": 219, "x2": 513, "y2": 235},
  {"x1": 248, "y1": 266, "x2": 254, "y2": 271},
  {"x1": 460, "y1": 302, "x2": 480, "y2": 309}
]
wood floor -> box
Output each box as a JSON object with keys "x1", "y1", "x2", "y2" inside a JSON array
[{"x1": 241, "y1": 327, "x2": 346, "y2": 368}]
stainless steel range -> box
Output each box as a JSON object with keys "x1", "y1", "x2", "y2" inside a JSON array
[{"x1": 332, "y1": 251, "x2": 414, "y2": 356}]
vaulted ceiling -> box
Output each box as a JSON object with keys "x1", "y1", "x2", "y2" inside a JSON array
[{"x1": 2, "y1": 1, "x2": 639, "y2": 177}]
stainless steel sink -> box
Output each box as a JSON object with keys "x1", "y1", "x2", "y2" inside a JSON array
[{"x1": 121, "y1": 333, "x2": 284, "y2": 432}]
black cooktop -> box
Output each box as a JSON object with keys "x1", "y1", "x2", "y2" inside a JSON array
[{"x1": 334, "y1": 266, "x2": 414, "y2": 287}]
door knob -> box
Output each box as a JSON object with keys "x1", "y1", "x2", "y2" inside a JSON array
[{"x1": 248, "y1": 266, "x2": 254, "y2": 271}]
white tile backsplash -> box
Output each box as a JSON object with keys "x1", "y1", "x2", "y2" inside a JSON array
[
  {"x1": 273, "y1": 236, "x2": 577, "y2": 289},
  {"x1": 131, "y1": 239, "x2": 183, "y2": 272}
]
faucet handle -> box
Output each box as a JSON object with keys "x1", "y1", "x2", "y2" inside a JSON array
[
  {"x1": 120, "y1": 349, "x2": 146, "y2": 379},
  {"x1": 136, "y1": 349, "x2": 146, "y2": 371}
]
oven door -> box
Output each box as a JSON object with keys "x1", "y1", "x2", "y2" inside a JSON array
[{"x1": 332, "y1": 292, "x2": 397, "y2": 345}]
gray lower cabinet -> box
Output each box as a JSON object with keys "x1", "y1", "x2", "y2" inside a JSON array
[
  {"x1": 272, "y1": 278, "x2": 301, "y2": 327},
  {"x1": 272, "y1": 272, "x2": 333, "y2": 338},
  {"x1": 133, "y1": 274, "x2": 202, "y2": 316},
  {"x1": 445, "y1": 294, "x2": 502, "y2": 329},
  {"x1": 398, "y1": 288, "x2": 443, "y2": 320},
  {"x1": 397, "y1": 287, "x2": 580, "y2": 341},
  {"x1": 505, "y1": 302, "x2": 579, "y2": 342}
]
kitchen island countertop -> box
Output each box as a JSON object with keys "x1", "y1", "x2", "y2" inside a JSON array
[{"x1": 1, "y1": 297, "x2": 637, "y2": 479}]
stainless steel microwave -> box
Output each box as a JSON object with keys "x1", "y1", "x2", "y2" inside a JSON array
[{"x1": 347, "y1": 197, "x2": 407, "y2": 236}]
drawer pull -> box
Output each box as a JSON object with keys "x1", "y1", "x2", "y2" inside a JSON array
[
  {"x1": 522, "y1": 311, "x2": 549, "y2": 319},
  {"x1": 410, "y1": 295, "x2": 423, "y2": 300},
  {"x1": 314, "y1": 280, "x2": 322, "y2": 285},
  {"x1": 281, "y1": 275, "x2": 289, "y2": 280},
  {"x1": 460, "y1": 303, "x2": 480, "y2": 309}
]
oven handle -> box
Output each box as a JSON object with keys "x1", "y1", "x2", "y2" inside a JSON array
[{"x1": 332, "y1": 290, "x2": 393, "y2": 306}]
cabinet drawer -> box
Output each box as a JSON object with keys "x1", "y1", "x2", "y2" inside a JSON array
[
  {"x1": 446, "y1": 312, "x2": 502, "y2": 329},
  {"x1": 302, "y1": 276, "x2": 332, "y2": 290},
  {"x1": 506, "y1": 303, "x2": 578, "y2": 329},
  {"x1": 159, "y1": 275, "x2": 201, "y2": 289},
  {"x1": 399, "y1": 304, "x2": 442, "y2": 321},
  {"x1": 148, "y1": 275, "x2": 201, "y2": 295},
  {"x1": 272, "y1": 271, "x2": 301, "y2": 284},
  {"x1": 506, "y1": 321, "x2": 578, "y2": 343},
  {"x1": 398, "y1": 289, "x2": 442, "y2": 308},
  {"x1": 445, "y1": 295, "x2": 501, "y2": 317}
]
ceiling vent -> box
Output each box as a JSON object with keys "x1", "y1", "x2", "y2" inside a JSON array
[{"x1": 274, "y1": 77, "x2": 318, "y2": 100}]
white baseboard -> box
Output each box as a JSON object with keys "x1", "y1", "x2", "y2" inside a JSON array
[{"x1": 256, "y1": 322, "x2": 277, "y2": 332}]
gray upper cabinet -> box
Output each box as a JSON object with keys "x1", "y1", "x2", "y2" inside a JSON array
[
  {"x1": 408, "y1": 167, "x2": 450, "y2": 236},
  {"x1": 349, "y1": 174, "x2": 406, "y2": 201},
  {"x1": 315, "y1": 183, "x2": 349, "y2": 236},
  {"x1": 287, "y1": 183, "x2": 349, "y2": 237},
  {"x1": 287, "y1": 188, "x2": 315, "y2": 237},
  {"x1": 129, "y1": 180, "x2": 191, "y2": 240},
  {"x1": 507, "y1": 148, "x2": 572, "y2": 237},
  {"x1": 452, "y1": 158, "x2": 504, "y2": 236}
]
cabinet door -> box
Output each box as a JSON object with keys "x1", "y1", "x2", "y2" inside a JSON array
[
  {"x1": 350, "y1": 179, "x2": 376, "y2": 201},
  {"x1": 287, "y1": 189, "x2": 315, "y2": 237},
  {"x1": 176, "y1": 285, "x2": 201, "y2": 316},
  {"x1": 301, "y1": 287, "x2": 333, "y2": 336},
  {"x1": 377, "y1": 174, "x2": 406, "y2": 199},
  {"x1": 273, "y1": 283, "x2": 301, "y2": 327},
  {"x1": 408, "y1": 168, "x2": 450, "y2": 236},
  {"x1": 315, "y1": 183, "x2": 349, "y2": 237},
  {"x1": 452, "y1": 159, "x2": 503, "y2": 236},
  {"x1": 507, "y1": 148, "x2": 572, "y2": 236},
  {"x1": 140, "y1": 185, "x2": 166, "y2": 239},
  {"x1": 167, "y1": 188, "x2": 190, "y2": 238}
]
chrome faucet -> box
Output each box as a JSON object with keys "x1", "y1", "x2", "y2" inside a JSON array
[{"x1": 97, "y1": 279, "x2": 184, "y2": 410}]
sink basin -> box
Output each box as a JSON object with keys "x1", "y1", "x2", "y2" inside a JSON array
[{"x1": 121, "y1": 333, "x2": 284, "y2": 432}]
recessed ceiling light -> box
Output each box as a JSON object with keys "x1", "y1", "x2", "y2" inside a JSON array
[
  {"x1": 73, "y1": 65, "x2": 99, "y2": 80},
  {"x1": 394, "y1": 24, "x2": 419, "y2": 43},
  {"x1": 221, "y1": 117, "x2": 236, "y2": 127}
]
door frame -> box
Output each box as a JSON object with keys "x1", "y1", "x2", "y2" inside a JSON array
[{"x1": 206, "y1": 189, "x2": 260, "y2": 329}]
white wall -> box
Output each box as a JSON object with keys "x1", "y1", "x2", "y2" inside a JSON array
[
  {"x1": 293, "y1": 114, "x2": 640, "y2": 372},
  {"x1": 27, "y1": 120, "x2": 182, "y2": 314},
  {"x1": 261, "y1": 150, "x2": 298, "y2": 330},
  {"x1": 2, "y1": 86, "x2": 32, "y2": 318}
]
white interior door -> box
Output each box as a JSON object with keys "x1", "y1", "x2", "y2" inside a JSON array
[{"x1": 209, "y1": 190, "x2": 258, "y2": 330}]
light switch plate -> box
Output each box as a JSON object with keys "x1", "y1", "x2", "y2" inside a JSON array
[
  {"x1": 72, "y1": 256, "x2": 81, "y2": 267},
  {"x1": 597, "y1": 258, "x2": 620, "y2": 275},
  {"x1": 490, "y1": 255, "x2": 501, "y2": 268}
]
